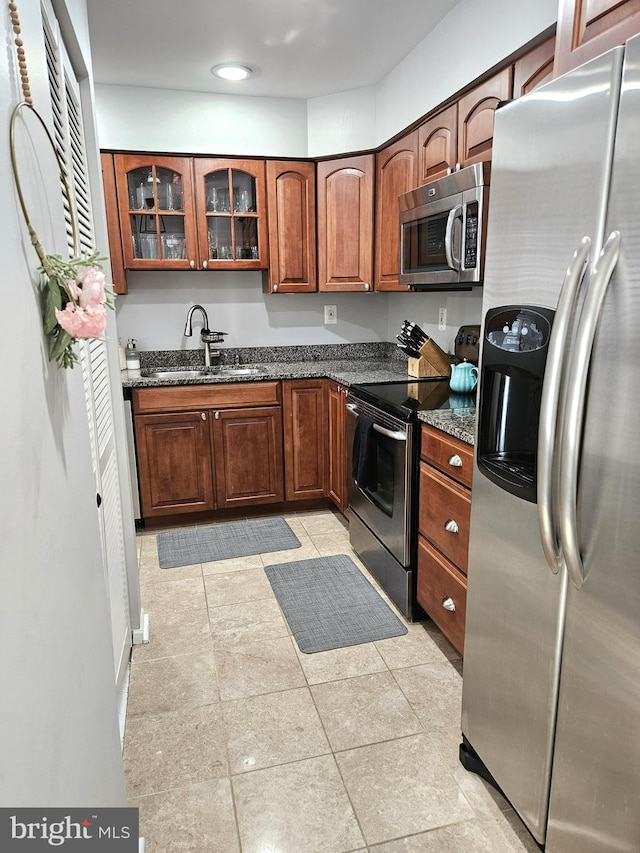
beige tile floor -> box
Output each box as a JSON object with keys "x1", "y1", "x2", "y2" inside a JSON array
[{"x1": 125, "y1": 509, "x2": 540, "y2": 853}]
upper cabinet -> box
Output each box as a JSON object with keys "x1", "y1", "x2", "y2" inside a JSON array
[
  {"x1": 113, "y1": 154, "x2": 268, "y2": 272},
  {"x1": 457, "y1": 67, "x2": 513, "y2": 167},
  {"x1": 417, "y1": 103, "x2": 458, "y2": 184},
  {"x1": 375, "y1": 132, "x2": 418, "y2": 291},
  {"x1": 513, "y1": 36, "x2": 556, "y2": 97},
  {"x1": 192, "y1": 158, "x2": 268, "y2": 271},
  {"x1": 555, "y1": 0, "x2": 640, "y2": 77},
  {"x1": 317, "y1": 154, "x2": 375, "y2": 292},
  {"x1": 114, "y1": 154, "x2": 198, "y2": 270},
  {"x1": 264, "y1": 160, "x2": 316, "y2": 293}
]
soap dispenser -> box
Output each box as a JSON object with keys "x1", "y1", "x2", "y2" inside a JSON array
[{"x1": 125, "y1": 339, "x2": 141, "y2": 371}]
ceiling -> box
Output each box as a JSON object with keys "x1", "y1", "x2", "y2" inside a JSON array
[{"x1": 86, "y1": 0, "x2": 462, "y2": 100}]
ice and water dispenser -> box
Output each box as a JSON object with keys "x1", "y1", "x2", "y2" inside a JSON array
[{"x1": 477, "y1": 306, "x2": 555, "y2": 503}]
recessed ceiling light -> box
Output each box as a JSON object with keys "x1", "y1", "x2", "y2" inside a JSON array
[{"x1": 211, "y1": 64, "x2": 253, "y2": 81}]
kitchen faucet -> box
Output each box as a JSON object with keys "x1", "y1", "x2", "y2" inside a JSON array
[{"x1": 183, "y1": 304, "x2": 227, "y2": 368}]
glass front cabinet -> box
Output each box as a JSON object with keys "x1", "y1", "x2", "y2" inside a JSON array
[
  {"x1": 114, "y1": 154, "x2": 198, "y2": 270},
  {"x1": 113, "y1": 155, "x2": 268, "y2": 272},
  {"x1": 193, "y1": 158, "x2": 268, "y2": 271}
]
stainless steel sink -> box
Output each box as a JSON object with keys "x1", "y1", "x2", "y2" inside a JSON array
[
  {"x1": 215, "y1": 367, "x2": 264, "y2": 376},
  {"x1": 143, "y1": 366, "x2": 265, "y2": 380},
  {"x1": 143, "y1": 369, "x2": 213, "y2": 380}
]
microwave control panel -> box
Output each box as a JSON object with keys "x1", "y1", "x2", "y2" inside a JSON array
[{"x1": 463, "y1": 201, "x2": 479, "y2": 268}]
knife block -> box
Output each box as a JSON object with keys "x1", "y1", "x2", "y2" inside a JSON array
[{"x1": 407, "y1": 339, "x2": 452, "y2": 378}]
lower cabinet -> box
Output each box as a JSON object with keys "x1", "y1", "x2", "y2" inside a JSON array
[
  {"x1": 282, "y1": 379, "x2": 328, "y2": 501},
  {"x1": 133, "y1": 382, "x2": 284, "y2": 519},
  {"x1": 327, "y1": 380, "x2": 349, "y2": 514},
  {"x1": 417, "y1": 424, "x2": 473, "y2": 653}
]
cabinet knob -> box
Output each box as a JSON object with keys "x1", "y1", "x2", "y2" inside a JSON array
[
  {"x1": 201, "y1": 412, "x2": 207, "y2": 420},
  {"x1": 202, "y1": 260, "x2": 208, "y2": 270},
  {"x1": 444, "y1": 519, "x2": 459, "y2": 534},
  {"x1": 189, "y1": 259, "x2": 196, "y2": 269},
  {"x1": 442, "y1": 596, "x2": 456, "y2": 612},
  {"x1": 273, "y1": 284, "x2": 279, "y2": 292},
  {"x1": 214, "y1": 411, "x2": 220, "y2": 420},
  {"x1": 364, "y1": 282, "x2": 370, "y2": 291},
  {"x1": 448, "y1": 454, "x2": 463, "y2": 468}
]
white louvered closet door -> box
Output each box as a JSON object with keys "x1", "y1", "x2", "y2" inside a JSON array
[{"x1": 42, "y1": 1, "x2": 132, "y2": 692}]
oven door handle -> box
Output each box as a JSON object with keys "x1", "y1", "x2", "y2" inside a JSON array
[
  {"x1": 372, "y1": 423, "x2": 407, "y2": 442},
  {"x1": 346, "y1": 404, "x2": 406, "y2": 441}
]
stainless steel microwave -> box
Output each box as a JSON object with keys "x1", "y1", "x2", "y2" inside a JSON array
[{"x1": 399, "y1": 162, "x2": 490, "y2": 290}]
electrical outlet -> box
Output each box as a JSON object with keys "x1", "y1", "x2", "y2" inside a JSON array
[
  {"x1": 438, "y1": 307, "x2": 447, "y2": 331},
  {"x1": 324, "y1": 305, "x2": 337, "y2": 325}
]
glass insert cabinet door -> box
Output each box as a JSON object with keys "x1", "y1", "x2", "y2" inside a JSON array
[
  {"x1": 114, "y1": 155, "x2": 198, "y2": 269},
  {"x1": 193, "y1": 159, "x2": 268, "y2": 270}
]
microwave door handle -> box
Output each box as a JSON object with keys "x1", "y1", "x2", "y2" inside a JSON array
[
  {"x1": 445, "y1": 204, "x2": 463, "y2": 271},
  {"x1": 558, "y1": 231, "x2": 620, "y2": 591},
  {"x1": 537, "y1": 236, "x2": 591, "y2": 575}
]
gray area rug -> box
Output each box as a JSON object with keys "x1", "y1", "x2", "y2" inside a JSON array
[
  {"x1": 264, "y1": 554, "x2": 407, "y2": 653},
  {"x1": 157, "y1": 517, "x2": 301, "y2": 568}
]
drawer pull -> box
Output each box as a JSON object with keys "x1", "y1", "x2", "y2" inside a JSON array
[
  {"x1": 214, "y1": 411, "x2": 220, "y2": 420},
  {"x1": 448, "y1": 454, "x2": 463, "y2": 468},
  {"x1": 444, "y1": 519, "x2": 459, "y2": 534},
  {"x1": 201, "y1": 412, "x2": 207, "y2": 420},
  {"x1": 442, "y1": 597, "x2": 456, "y2": 612}
]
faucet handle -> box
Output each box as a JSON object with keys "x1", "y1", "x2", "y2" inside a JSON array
[{"x1": 201, "y1": 330, "x2": 228, "y2": 343}]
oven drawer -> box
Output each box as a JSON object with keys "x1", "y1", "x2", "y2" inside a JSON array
[
  {"x1": 419, "y1": 461, "x2": 471, "y2": 573},
  {"x1": 420, "y1": 425, "x2": 473, "y2": 488},
  {"x1": 417, "y1": 535, "x2": 466, "y2": 654}
]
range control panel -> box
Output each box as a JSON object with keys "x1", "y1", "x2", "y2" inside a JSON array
[{"x1": 455, "y1": 324, "x2": 480, "y2": 364}]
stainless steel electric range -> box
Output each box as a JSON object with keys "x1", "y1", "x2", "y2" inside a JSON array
[{"x1": 346, "y1": 378, "x2": 475, "y2": 620}]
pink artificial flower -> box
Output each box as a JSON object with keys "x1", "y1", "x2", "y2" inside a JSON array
[
  {"x1": 76, "y1": 266, "x2": 107, "y2": 308},
  {"x1": 55, "y1": 302, "x2": 107, "y2": 339}
]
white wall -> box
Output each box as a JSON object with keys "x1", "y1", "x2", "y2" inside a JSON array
[
  {"x1": 116, "y1": 273, "x2": 390, "y2": 350},
  {"x1": 1, "y1": 0, "x2": 127, "y2": 806},
  {"x1": 96, "y1": 85, "x2": 308, "y2": 157},
  {"x1": 386, "y1": 290, "x2": 484, "y2": 354}
]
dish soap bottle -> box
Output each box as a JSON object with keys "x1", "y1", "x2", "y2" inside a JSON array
[{"x1": 125, "y1": 339, "x2": 141, "y2": 371}]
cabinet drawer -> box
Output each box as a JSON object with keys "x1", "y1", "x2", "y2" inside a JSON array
[
  {"x1": 417, "y1": 535, "x2": 466, "y2": 654},
  {"x1": 132, "y1": 381, "x2": 281, "y2": 414},
  {"x1": 421, "y1": 424, "x2": 473, "y2": 488},
  {"x1": 419, "y1": 462, "x2": 471, "y2": 573}
]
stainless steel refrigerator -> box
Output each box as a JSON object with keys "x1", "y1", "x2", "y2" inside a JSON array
[{"x1": 461, "y1": 34, "x2": 640, "y2": 853}]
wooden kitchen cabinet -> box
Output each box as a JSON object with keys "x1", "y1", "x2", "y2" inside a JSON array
[
  {"x1": 282, "y1": 379, "x2": 328, "y2": 500},
  {"x1": 417, "y1": 103, "x2": 459, "y2": 184},
  {"x1": 457, "y1": 67, "x2": 513, "y2": 168},
  {"x1": 134, "y1": 410, "x2": 215, "y2": 518},
  {"x1": 317, "y1": 154, "x2": 375, "y2": 292},
  {"x1": 211, "y1": 406, "x2": 284, "y2": 508},
  {"x1": 554, "y1": 0, "x2": 640, "y2": 77},
  {"x1": 132, "y1": 382, "x2": 283, "y2": 518},
  {"x1": 264, "y1": 160, "x2": 317, "y2": 293},
  {"x1": 100, "y1": 153, "x2": 128, "y2": 294},
  {"x1": 114, "y1": 154, "x2": 199, "y2": 270},
  {"x1": 375, "y1": 132, "x2": 419, "y2": 291},
  {"x1": 327, "y1": 380, "x2": 349, "y2": 513},
  {"x1": 192, "y1": 158, "x2": 268, "y2": 271},
  {"x1": 417, "y1": 424, "x2": 473, "y2": 653},
  {"x1": 513, "y1": 36, "x2": 556, "y2": 97}
]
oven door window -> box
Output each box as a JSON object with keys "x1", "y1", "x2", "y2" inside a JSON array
[
  {"x1": 361, "y1": 439, "x2": 395, "y2": 517},
  {"x1": 402, "y1": 207, "x2": 461, "y2": 274}
]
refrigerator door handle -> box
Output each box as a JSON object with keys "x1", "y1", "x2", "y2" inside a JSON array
[
  {"x1": 537, "y1": 236, "x2": 591, "y2": 574},
  {"x1": 559, "y1": 231, "x2": 621, "y2": 590},
  {"x1": 445, "y1": 205, "x2": 463, "y2": 271}
]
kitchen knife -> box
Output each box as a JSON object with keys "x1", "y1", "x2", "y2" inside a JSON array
[{"x1": 396, "y1": 342, "x2": 422, "y2": 359}]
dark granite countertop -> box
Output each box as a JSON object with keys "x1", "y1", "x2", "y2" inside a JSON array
[{"x1": 122, "y1": 342, "x2": 476, "y2": 444}]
